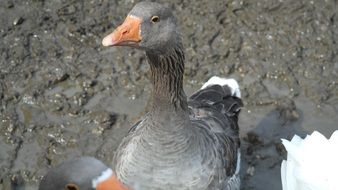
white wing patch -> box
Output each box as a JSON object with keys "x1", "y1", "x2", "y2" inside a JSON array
[
  {"x1": 92, "y1": 168, "x2": 113, "y2": 188},
  {"x1": 201, "y1": 76, "x2": 241, "y2": 98}
]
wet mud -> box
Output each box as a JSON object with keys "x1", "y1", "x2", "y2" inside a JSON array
[{"x1": 0, "y1": 0, "x2": 337, "y2": 189}]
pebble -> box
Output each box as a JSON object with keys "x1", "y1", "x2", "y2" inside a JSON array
[
  {"x1": 246, "y1": 166, "x2": 255, "y2": 176},
  {"x1": 13, "y1": 17, "x2": 24, "y2": 26},
  {"x1": 6, "y1": 1, "x2": 14, "y2": 8},
  {"x1": 246, "y1": 131, "x2": 263, "y2": 145}
]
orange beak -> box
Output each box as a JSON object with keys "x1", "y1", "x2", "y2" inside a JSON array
[
  {"x1": 96, "y1": 175, "x2": 130, "y2": 190},
  {"x1": 102, "y1": 15, "x2": 142, "y2": 47}
]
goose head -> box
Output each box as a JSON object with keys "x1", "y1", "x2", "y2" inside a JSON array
[
  {"x1": 102, "y1": 2, "x2": 180, "y2": 54},
  {"x1": 39, "y1": 157, "x2": 129, "y2": 190}
]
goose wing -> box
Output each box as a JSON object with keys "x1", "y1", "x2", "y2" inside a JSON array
[{"x1": 188, "y1": 77, "x2": 243, "y2": 181}]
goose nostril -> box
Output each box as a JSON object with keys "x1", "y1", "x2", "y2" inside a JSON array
[{"x1": 122, "y1": 29, "x2": 128, "y2": 35}]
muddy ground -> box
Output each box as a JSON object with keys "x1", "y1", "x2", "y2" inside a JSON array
[{"x1": 0, "y1": 0, "x2": 337, "y2": 189}]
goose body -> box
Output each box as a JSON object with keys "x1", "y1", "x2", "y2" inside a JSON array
[
  {"x1": 281, "y1": 131, "x2": 338, "y2": 190},
  {"x1": 113, "y1": 77, "x2": 242, "y2": 190},
  {"x1": 40, "y1": 2, "x2": 243, "y2": 190},
  {"x1": 102, "y1": 2, "x2": 243, "y2": 190}
]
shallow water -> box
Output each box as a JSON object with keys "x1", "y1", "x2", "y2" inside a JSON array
[{"x1": 1, "y1": 0, "x2": 337, "y2": 189}]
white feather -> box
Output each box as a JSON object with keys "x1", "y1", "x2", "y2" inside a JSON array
[
  {"x1": 92, "y1": 168, "x2": 113, "y2": 188},
  {"x1": 235, "y1": 149, "x2": 241, "y2": 175},
  {"x1": 281, "y1": 130, "x2": 338, "y2": 190},
  {"x1": 201, "y1": 76, "x2": 241, "y2": 98}
]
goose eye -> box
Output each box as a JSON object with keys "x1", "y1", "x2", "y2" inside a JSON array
[
  {"x1": 151, "y1": 16, "x2": 160, "y2": 23},
  {"x1": 65, "y1": 183, "x2": 80, "y2": 190}
]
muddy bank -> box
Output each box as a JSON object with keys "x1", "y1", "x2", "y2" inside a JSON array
[{"x1": 0, "y1": 0, "x2": 337, "y2": 189}]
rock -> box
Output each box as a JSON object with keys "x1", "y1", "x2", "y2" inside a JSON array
[
  {"x1": 57, "y1": 4, "x2": 76, "y2": 16},
  {"x1": 13, "y1": 17, "x2": 24, "y2": 26},
  {"x1": 5, "y1": 1, "x2": 14, "y2": 8},
  {"x1": 87, "y1": 110, "x2": 117, "y2": 127},
  {"x1": 274, "y1": 142, "x2": 286, "y2": 156},
  {"x1": 246, "y1": 165, "x2": 255, "y2": 176},
  {"x1": 276, "y1": 98, "x2": 300, "y2": 125},
  {"x1": 245, "y1": 131, "x2": 263, "y2": 146}
]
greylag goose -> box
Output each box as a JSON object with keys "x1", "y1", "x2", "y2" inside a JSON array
[
  {"x1": 281, "y1": 130, "x2": 338, "y2": 190},
  {"x1": 39, "y1": 157, "x2": 128, "y2": 190},
  {"x1": 102, "y1": 2, "x2": 243, "y2": 190},
  {"x1": 39, "y1": 2, "x2": 243, "y2": 190}
]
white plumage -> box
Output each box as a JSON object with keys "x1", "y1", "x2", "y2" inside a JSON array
[
  {"x1": 281, "y1": 130, "x2": 338, "y2": 190},
  {"x1": 202, "y1": 76, "x2": 241, "y2": 98}
]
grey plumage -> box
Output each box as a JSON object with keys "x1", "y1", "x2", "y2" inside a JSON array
[
  {"x1": 113, "y1": 42, "x2": 242, "y2": 190},
  {"x1": 114, "y1": 82, "x2": 242, "y2": 190},
  {"x1": 105, "y1": 2, "x2": 243, "y2": 189}
]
